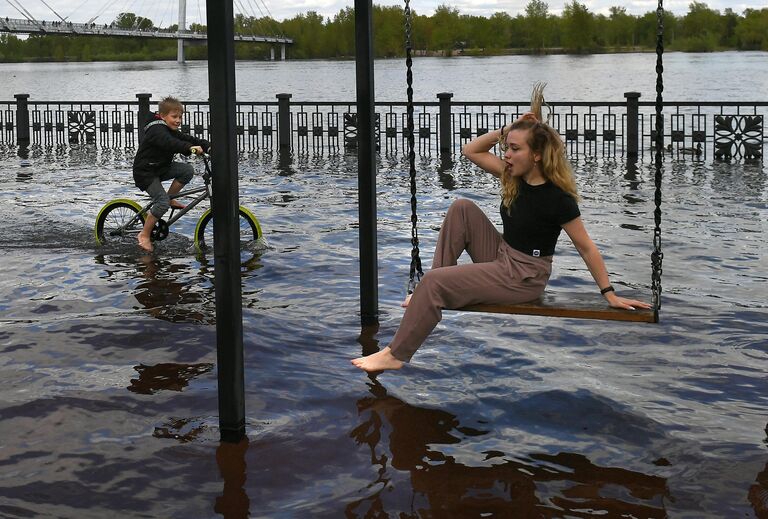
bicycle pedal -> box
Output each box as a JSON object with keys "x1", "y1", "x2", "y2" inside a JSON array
[{"x1": 151, "y1": 219, "x2": 170, "y2": 241}]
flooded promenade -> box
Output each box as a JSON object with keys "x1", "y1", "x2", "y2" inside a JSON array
[{"x1": 1, "y1": 53, "x2": 768, "y2": 516}]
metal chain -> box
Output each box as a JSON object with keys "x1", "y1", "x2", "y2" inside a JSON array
[
  {"x1": 404, "y1": 0, "x2": 423, "y2": 294},
  {"x1": 651, "y1": 0, "x2": 664, "y2": 315}
]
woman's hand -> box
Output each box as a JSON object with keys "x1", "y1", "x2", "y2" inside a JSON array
[
  {"x1": 604, "y1": 292, "x2": 652, "y2": 311},
  {"x1": 517, "y1": 111, "x2": 539, "y2": 124},
  {"x1": 189, "y1": 145, "x2": 203, "y2": 155}
]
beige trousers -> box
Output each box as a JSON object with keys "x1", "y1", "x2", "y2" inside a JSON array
[{"x1": 389, "y1": 198, "x2": 553, "y2": 362}]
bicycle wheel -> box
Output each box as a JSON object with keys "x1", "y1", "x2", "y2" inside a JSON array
[
  {"x1": 95, "y1": 199, "x2": 145, "y2": 245},
  {"x1": 194, "y1": 206, "x2": 262, "y2": 251}
]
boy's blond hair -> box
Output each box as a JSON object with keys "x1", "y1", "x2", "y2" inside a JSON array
[{"x1": 158, "y1": 96, "x2": 184, "y2": 115}]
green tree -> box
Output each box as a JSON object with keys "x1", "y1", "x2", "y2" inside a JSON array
[
  {"x1": 431, "y1": 4, "x2": 462, "y2": 53},
  {"x1": 605, "y1": 6, "x2": 638, "y2": 46},
  {"x1": 374, "y1": 5, "x2": 406, "y2": 57},
  {"x1": 636, "y1": 9, "x2": 677, "y2": 48},
  {"x1": 721, "y1": 8, "x2": 739, "y2": 47},
  {"x1": 561, "y1": 1, "x2": 595, "y2": 52},
  {"x1": 412, "y1": 13, "x2": 433, "y2": 52},
  {"x1": 327, "y1": 7, "x2": 355, "y2": 57},
  {"x1": 113, "y1": 12, "x2": 154, "y2": 31},
  {"x1": 279, "y1": 11, "x2": 325, "y2": 59},
  {"x1": 522, "y1": 0, "x2": 550, "y2": 50},
  {"x1": 678, "y1": 1, "x2": 721, "y2": 51},
  {"x1": 735, "y1": 8, "x2": 768, "y2": 50},
  {"x1": 485, "y1": 12, "x2": 513, "y2": 50}
]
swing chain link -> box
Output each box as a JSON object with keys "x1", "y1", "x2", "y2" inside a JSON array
[
  {"x1": 404, "y1": 0, "x2": 423, "y2": 294},
  {"x1": 651, "y1": 0, "x2": 664, "y2": 313}
]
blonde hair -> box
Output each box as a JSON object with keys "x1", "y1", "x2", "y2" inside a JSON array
[
  {"x1": 158, "y1": 96, "x2": 184, "y2": 115},
  {"x1": 499, "y1": 82, "x2": 578, "y2": 210}
]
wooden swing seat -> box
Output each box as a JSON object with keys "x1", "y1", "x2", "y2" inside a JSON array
[{"x1": 458, "y1": 291, "x2": 658, "y2": 323}]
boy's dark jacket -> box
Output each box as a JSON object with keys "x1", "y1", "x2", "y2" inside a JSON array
[{"x1": 132, "y1": 114, "x2": 210, "y2": 190}]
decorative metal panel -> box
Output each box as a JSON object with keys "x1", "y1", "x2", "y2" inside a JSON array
[
  {"x1": 68, "y1": 111, "x2": 96, "y2": 144},
  {"x1": 714, "y1": 115, "x2": 763, "y2": 160}
]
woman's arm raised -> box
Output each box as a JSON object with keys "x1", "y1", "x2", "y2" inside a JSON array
[
  {"x1": 561, "y1": 217, "x2": 652, "y2": 310},
  {"x1": 461, "y1": 127, "x2": 506, "y2": 178}
]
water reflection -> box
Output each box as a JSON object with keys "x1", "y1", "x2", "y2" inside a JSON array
[
  {"x1": 215, "y1": 439, "x2": 250, "y2": 519},
  {"x1": 153, "y1": 417, "x2": 208, "y2": 443},
  {"x1": 623, "y1": 157, "x2": 641, "y2": 190},
  {"x1": 437, "y1": 152, "x2": 456, "y2": 191},
  {"x1": 276, "y1": 149, "x2": 295, "y2": 177},
  {"x1": 93, "y1": 251, "x2": 264, "y2": 325},
  {"x1": 349, "y1": 383, "x2": 669, "y2": 517},
  {"x1": 16, "y1": 145, "x2": 32, "y2": 179},
  {"x1": 127, "y1": 362, "x2": 213, "y2": 394},
  {"x1": 136, "y1": 255, "x2": 210, "y2": 324},
  {"x1": 749, "y1": 460, "x2": 768, "y2": 517}
]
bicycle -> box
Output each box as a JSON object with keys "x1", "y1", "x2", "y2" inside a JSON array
[{"x1": 94, "y1": 154, "x2": 262, "y2": 251}]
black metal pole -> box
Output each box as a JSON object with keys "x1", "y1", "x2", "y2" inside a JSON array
[
  {"x1": 206, "y1": 0, "x2": 246, "y2": 443},
  {"x1": 354, "y1": 0, "x2": 378, "y2": 326}
]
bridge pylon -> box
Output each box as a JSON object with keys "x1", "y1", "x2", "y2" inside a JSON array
[{"x1": 177, "y1": 0, "x2": 187, "y2": 63}]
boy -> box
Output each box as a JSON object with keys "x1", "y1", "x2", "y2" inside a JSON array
[{"x1": 133, "y1": 96, "x2": 210, "y2": 252}]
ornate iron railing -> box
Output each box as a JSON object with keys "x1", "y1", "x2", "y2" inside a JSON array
[{"x1": 1, "y1": 93, "x2": 765, "y2": 161}]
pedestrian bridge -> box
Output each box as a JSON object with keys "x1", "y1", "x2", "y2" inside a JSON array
[
  {"x1": 1, "y1": 16, "x2": 293, "y2": 60},
  {"x1": 1, "y1": 16, "x2": 292, "y2": 45}
]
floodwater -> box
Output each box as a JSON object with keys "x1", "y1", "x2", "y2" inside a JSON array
[{"x1": 1, "y1": 142, "x2": 767, "y2": 517}]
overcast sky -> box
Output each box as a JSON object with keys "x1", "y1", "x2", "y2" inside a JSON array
[{"x1": 1, "y1": 0, "x2": 764, "y2": 25}]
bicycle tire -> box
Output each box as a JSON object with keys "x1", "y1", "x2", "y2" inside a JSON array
[
  {"x1": 95, "y1": 199, "x2": 145, "y2": 245},
  {"x1": 194, "y1": 206, "x2": 262, "y2": 251}
]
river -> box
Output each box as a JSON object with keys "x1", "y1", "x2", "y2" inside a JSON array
[{"x1": 2, "y1": 51, "x2": 768, "y2": 102}]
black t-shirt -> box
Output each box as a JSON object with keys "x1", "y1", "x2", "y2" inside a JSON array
[{"x1": 500, "y1": 180, "x2": 580, "y2": 257}]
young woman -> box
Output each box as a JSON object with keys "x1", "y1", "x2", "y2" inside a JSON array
[{"x1": 352, "y1": 85, "x2": 650, "y2": 373}]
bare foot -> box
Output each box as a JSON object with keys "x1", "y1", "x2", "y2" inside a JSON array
[
  {"x1": 351, "y1": 347, "x2": 404, "y2": 373},
  {"x1": 401, "y1": 293, "x2": 412, "y2": 308},
  {"x1": 138, "y1": 234, "x2": 153, "y2": 252},
  {"x1": 170, "y1": 200, "x2": 186, "y2": 209}
]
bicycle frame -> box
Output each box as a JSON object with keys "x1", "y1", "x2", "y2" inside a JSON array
[
  {"x1": 115, "y1": 159, "x2": 213, "y2": 235},
  {"x1": 144, "y1": 182, "x2": 211, "y2": 227}
]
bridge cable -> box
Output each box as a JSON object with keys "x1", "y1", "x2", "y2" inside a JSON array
[
  {"x1": 236, "y1": 0, "x2": 271, "y2": 38},
  {"x1": 6, "y1": 0, "x2": 40, "y2": 23},
  {"x1": 36, "y1": 0, "x2": 67, "y2": 22},
  {"x1": 86, "y1": 0, "x2": 122, "y2": 25},
  {"x1": 249, "y1": 0, "x2": 276, "y2": 36},
  {"x1": 3, "y1": 0, "x2": 31, "y2": 20},
  {"x1": 154, "y1": 0, "x2": 173, "y2": 30},
  {"x1": 195, "y1": 0, "x2": 203, "y2": 30},
  {"x1": 64, "y1": 0, "x2": 90, "y2": 21}
]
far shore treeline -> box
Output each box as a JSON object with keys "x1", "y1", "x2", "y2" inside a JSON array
[{"x1": 1, "y1": 1, "x2": 767, "y2": 62}]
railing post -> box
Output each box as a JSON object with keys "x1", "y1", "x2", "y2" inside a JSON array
[
  {"x1": 136, "y1": 93, "x2": 152, "y2": 142},
  {"x1": 14, "y1": 94, "x2": 30, "y2": 146},
  {"x1": 277, "y1": 93, "x2": 292, "y2": 150},
  {"x1": 624, "y1": 91, "x2": 641, "y2": 159},
  {"x1": 437, "y1": 92, "x2": 453, "y2": 153}
]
